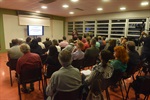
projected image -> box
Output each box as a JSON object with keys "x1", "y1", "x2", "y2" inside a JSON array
[{"x1": 27, "y1": 25, "x2": 44, "y2": 36}]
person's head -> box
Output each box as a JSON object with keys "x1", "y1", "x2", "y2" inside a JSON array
[
  {"x1": 77, "y1": 41, "x2": 84, "y2": 50},
  {"x1": 30, "y1": 39, "x2": 38, "y2": 48},
  {"x1": 78, "y1": 35, "x2": 82, "y2": 41},
  {"x1": 52, "y1": 39, "x2": 59, "y2": 46},
  {"x1": 100, "y1": 50, "x2": 112, "y2": 68},
  {"x1": 48, "y1": 45, "x2": 58, "y2": 56},
  {"x1": 109, "y1": 39, "x2": 116, "y2": 47},
  {"x1": 20, "y1": 43, "x2": 30, "y2": 54},
  {"x1": 73, "y1": 29, "x2": 77, "y2": 32},
  {"x1": 12, "y1": 39, "x2": 19, "y2": 45},
  {"x1": 94, "y1": 37, "x2": 98, "y2": 41},
  {"x1": 58, "y1": 49, "x2": 72, "y2": 67},
  {"x1": 114, "y1": 46, "x2": 129, "y2": 64},
  {"x1": 126, "y1": 41, "x2": 136, "y2": 52},
  {"x1": 46, "y1": 38, "x2": 49, "y2": 41},
  {"x1": 63, "y1": 36, "x2": 66, "y2": 40},
  {"x1": 90, "y1": 38, "x2": 96, "y2": 46},
  {"x1": 26, "y1": 37, "x2": 31, "y2": 43},
  {"x1": 37, "y1": 37, "x2": 42, "y2": 42}
]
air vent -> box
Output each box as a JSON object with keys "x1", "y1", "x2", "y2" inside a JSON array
[
  {"x1": 74, "y1": 8, "x2": 84, "y2": 11},
  {"x1": 39, "y1": 0, "x2": 56, "y2": 4}
]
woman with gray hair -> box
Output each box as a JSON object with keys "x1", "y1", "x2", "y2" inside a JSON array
[{"x1": 46, "y1": 49, "x2": 82, "y2": 100}]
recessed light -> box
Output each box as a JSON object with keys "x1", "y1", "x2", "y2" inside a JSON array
[
  {"x1": 120, "y1": 7, "x2": 126, "y2": 10},
  {"x1": 36, "y1": 11, "x2": 40, "y2": 13},
  {"x1": 69, "y1": 12, "x2": 74, "y2": 14},
  {"x1": 97, "y1": 8, "x2": 103, "y2": 11},
  {"x1": 71, "y1": 0, "x2": 79, "y2": 2},
  {"x1": 141, "y1": 1, "x2": 149, "y2": 6},
  {"x1": 102, "y1": 0, "x2": 110, "y2": 2},
  {"x1": 62, "y1": 4, "x2": 69, "y2": 8},
  {"x1": 41, "y1": 6, "x2": 47, "y2": 9}
]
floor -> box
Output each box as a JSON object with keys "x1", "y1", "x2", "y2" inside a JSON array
[{"x1": 0, "y1": 52, "x2": 147, "y2": 100}]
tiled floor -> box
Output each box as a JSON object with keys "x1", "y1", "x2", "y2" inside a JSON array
[{"x1": 0, "y1": 52, "x2": 147, "y2": 100}]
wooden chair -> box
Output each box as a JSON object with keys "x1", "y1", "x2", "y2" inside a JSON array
[
  {"x1": 6, "y1": 59, "x2": 18, "y2": 86},
  {"x1": 17, "y1": 65, "x2": 44, "y2": 100}
]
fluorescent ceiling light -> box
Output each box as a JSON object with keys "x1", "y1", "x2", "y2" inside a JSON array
[
  {"x1": 141, "y1": 1, "x2": 149, "y2": 6},
  {"x1": 71, "y1": 0, "x2": 79, "y2": 2},
  {"x1": 62, "y1": 4, "x2": 69, "y2": 8},
  {"x1": 97, "y1": 8, "x2": 103, "y2": 11},
  {"x1": 35, "y1": 11, "x2": 40, "y2": 13},
  {"x1": 41, "y1": 6, "x2": 47, "y2": 9},
  {"x1": 120, "y1": 7, "x2": 126, "y2": 10},
  {"x1": 69, "y1": 12, "x2": 74, "y2": 14}
]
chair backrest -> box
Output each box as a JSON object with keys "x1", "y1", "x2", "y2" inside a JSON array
[
  {"x1": 19, "y1": 64, "x2": 42, "y2": 84},
  {"x1": 7, "y1": 59, "x2": 18, "y2": 70},
  {"x1": 46, "y1": 64, "x2": 60, "y2": 78},
  {"x1": 110, "y1": 69, "x2": 124, "y2": 85},
  {"x1": 132, "y1": 76, "x2": 150, "y2": 95},
  {"x1": 83, "y1": 57, "x2": 97, "y2": 68},
  {"x1": 53, "y1": 87, "x2": 81, "y2": 100},
  {"x1": 72, "y1": 59, "x2": 84, "y2": 70}
]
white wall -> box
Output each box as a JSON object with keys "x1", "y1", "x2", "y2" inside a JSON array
[
  {"x1": 3, "y1": 14, "x2": 63, "y2": 49},
  {"x1": 66, "y1": 10, "x2": 150, "y2": 21}
]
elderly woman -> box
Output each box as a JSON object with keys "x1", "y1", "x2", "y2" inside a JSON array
[{"x1": 46, "y1": 49, "x2": 82, "y2": 100}]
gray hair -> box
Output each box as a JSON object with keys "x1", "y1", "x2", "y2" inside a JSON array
[
  {"x1": 20, "y1": 43, "x2": 30, "y2": 54},
  {"x1": 58, "y1": 49, "x2": 72, "y2": 67},
  {"x1": 126, "y1": 41, "x2": 135, "y2": 51}
]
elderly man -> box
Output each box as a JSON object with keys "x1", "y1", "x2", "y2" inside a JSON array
[
  {"x1": 16, "y1": 43, "x2": 42, "y2": 93},
  {"x1": 46, "y1": 49, "x2": 82, "y2": 100},
  {"x1": 126, "y1": 41, "x2": 140, "y2": 73}
]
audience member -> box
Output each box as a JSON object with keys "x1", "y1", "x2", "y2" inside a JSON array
[
  {"x1": 126, "y1": 41, "x2": 140, "y2": 72},
  {"x1": 16, "y1": 43, "x2": 42, "y2": 93},
  {"x1": 7, "y1": 39, "x2": 23, "y2": 59},
  {"x1": 30, "y1": 39, "x2": 43, "y2": 56},
  {"x1": 43, "y1": 38, "x2": 52, "y2": 51},
  {"x1": 85, "y1": 50, "x2": 114, "y2": 84},
  {"x1": 46, "y1": 49, "x2": 82, "y2": 100},
  {"x1": 110, "y1": 46, "x2": 129, "y2": 72},
  {"x1": 64, "y1": 39, "x2": 75, "y2": 52},
  {"x1": 52, "y1": 39, "x2": 61, "y2": 52},
  {"x1": 139, "y1": 31, "x2": 150, "y2": 60},
  {"x1": 94, "y1": 37, "x2": 100, "y2": 49},
  {"x1": 45, "y1": 45, "x2": 61, "y2": 76},
  {"x1": 25, "y1": 37, "x2": 32, "y2": 45},
  {"x1": 84, "y1": 38, "x2": 100, "y2": 67},
  {"x1": 59, "y1": 36, "x2": 68, "y2": 49},
  {"x1": 37, "y1": 37, "x2": 45, "y2": 49},
  {"x1": 72, "y1": 41, "x2": 85, "y2": 60}
]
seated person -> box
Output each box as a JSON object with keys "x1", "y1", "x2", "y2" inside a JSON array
[
  {"x1": 16, "y1": 43, "x2": 43, "y2": 93},
  {"x1": 126, "y1": 41, "x2": 140, "y2": 73},
  {"x1": 46, "y1": 49, "x2": 82, "y2": 100},
  {"x1": 84, "y1": 38, "x2": 100, "y2": 67},
  {"x1": 30, "y1": 39, "x2": 43, "y2": 56},
  {"x1": 37, "y1": 37, "x2": 45, "y2": 49},
  {"x1": 110, "y1": 46, "x2": 129, "y2": 72},
  {"x1": 84, "y1": 50, "x2": 114, "y2": 99},
  {"x1": 7, "y1": 39, "x2": 23, "y2": 60},
  {"x1": 85, "y1": 50, "x2": 114, "y2": 84},
  {"x1": 72, "y1": 41, "x2": 85, "y2": 60},
  {"x1": 59, "y1": 36, "x2": 68, "y2": 49},
  {"x1": 45, "y1": 45, "x2": 61, "y2": 76}
]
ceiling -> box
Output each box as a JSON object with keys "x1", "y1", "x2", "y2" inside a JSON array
[{"x1": 0, "y1": 0, "x2": 150, "y2": 17}]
